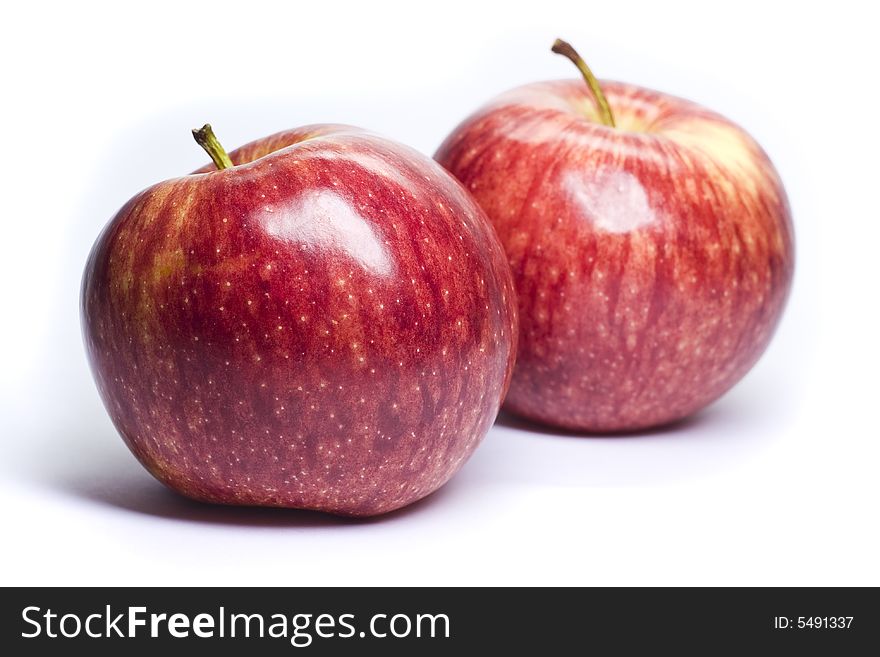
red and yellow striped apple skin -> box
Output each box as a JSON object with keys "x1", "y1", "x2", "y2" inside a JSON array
[
  {"x1": 436, "y1": 80, "x2": 794, "y2": 431},
  {"x1": 82, "y1": 126, "x2": 517, "y2": 516}
]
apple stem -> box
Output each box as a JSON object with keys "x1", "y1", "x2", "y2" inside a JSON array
[
  {"x1": 192, "y1": 124, "x2": 234, "y2": 170},
  {"x1": 551, "y1": 38, "x2": 616, "y2": 128}
]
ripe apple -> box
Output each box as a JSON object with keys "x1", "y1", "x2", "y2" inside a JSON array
[
  {"x1": 82, "y1": 124, "x2": 517, "y2": 516},
  {"x1": 435, "y1": 39, "x2": 794, "y2": 432}
]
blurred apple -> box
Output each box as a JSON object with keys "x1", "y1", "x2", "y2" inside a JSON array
[{"x1": 436, "y1": 40, "x2": 794, "y2": 431}]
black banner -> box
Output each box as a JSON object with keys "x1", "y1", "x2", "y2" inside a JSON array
[{"x1": 1, "y1": 587, "x2": 876, "y2": 654}]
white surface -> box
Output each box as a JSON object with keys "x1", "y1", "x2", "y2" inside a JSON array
[{"x1": 2, "y1": 0, "x2": 878, "y2": 586}]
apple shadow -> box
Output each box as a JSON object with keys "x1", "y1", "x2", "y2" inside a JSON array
[
  {"x1": 453, "y1": 379, "x2": 796, "y2": 490},
  {"x1": 39, "y1": 427, "x2": 459, "y2": 528},
  {"x1": 33, "y1": 362, "x2": 795, "y2": 523},
  {"x1": 31, "y1": 373, "x2": 794, "y2": 525}
]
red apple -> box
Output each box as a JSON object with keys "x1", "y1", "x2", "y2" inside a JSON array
[
  {"x1": 435, "y1": 40, "x2": 794, "y2": 432},
  {"x1": 81, "y1": 124, "x2": 517, "y2": 516}
]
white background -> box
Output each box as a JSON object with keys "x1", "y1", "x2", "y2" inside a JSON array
[{"x1": 2, "y1": 0, "x2": 878, "y2": 586}]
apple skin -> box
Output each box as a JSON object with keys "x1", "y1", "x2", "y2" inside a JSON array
[
  {"x1": 82, "y1": 125, "x2": 517, "y2": 516},
  {"x1": 436, "y1": 80, "x2": 794, "y2": 432}
]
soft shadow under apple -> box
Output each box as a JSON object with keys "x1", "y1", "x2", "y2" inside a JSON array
[
  {"x1": 36, "y1": 369, "x2": 791, "y2": 525},
  {"x1": 453, "y1": 383, "x2": 792, "y2": 490},
  {"x1": 36, "y1": 423, "x2": 462, "y2": 528}
]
